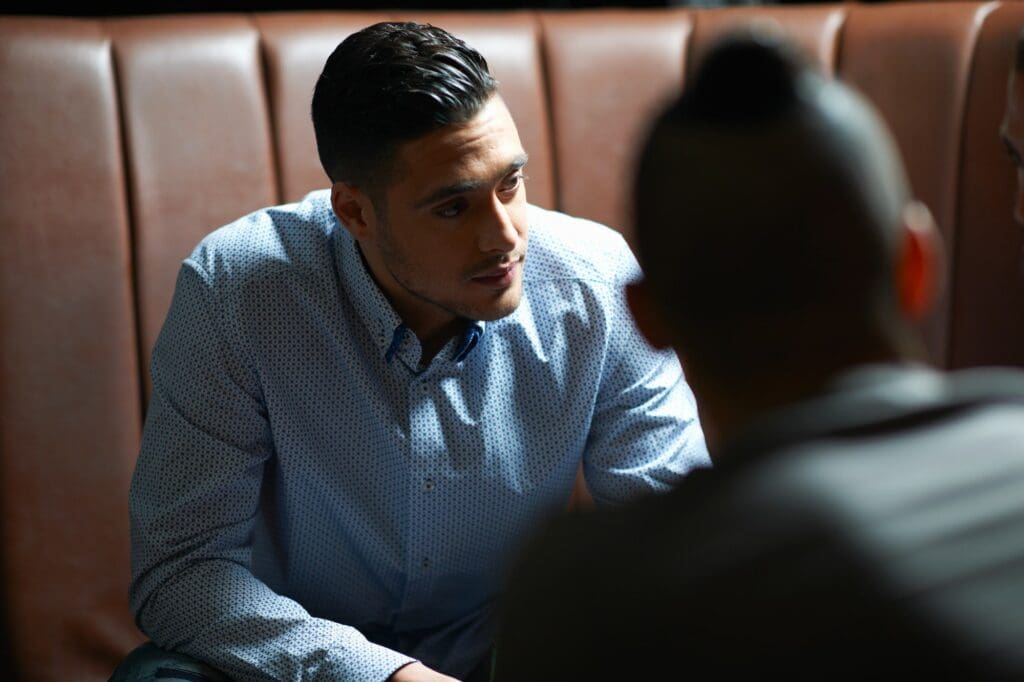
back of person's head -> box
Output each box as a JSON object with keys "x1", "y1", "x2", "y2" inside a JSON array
[
  {"x1": 312, "y1": 22, "x2": 498, "y2": 194},
  {"x1": 632, "y1": 30, "x2": 937, "y2": 392}
]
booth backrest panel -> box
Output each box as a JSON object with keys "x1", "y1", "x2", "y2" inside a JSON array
[
  {"x1": 542, "y1": 9, "x2": 693, "y2": 246},
  {"x1": 952, "y1": 0, "x2": 1024, "y2": 368},
  {"x1": 108, "y1": 15, "x2": 281, "y2": 389},
  {"x1": 2, "y1": 5, "x2": 1023, "y2": 679},
  {"x1": 837, "y1": 1, "x2": 994, "y2": 366},
  {"x1": 0, "y1": 18, "x2": 144, "y2": 680},
  {"x1": 688, "y1": 5, "x2": 846, "y2": 75}
]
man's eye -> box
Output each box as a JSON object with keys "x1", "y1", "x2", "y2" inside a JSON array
[
  {"x1": 434, "y1": 198, "x2": 467, "y2": 219},
  {"x1": 499, "y1": 173, "x2": 526, "y2": 194}
]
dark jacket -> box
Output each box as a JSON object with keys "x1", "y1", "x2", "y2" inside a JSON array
[{"x1": 496, "y1": 365, "x2": 1024, "y2": 681}]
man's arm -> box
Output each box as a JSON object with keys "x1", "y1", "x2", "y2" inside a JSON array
[
  {"x1": 130, "y1": 260, "x2": 416, "y2": 681},
  {"x1": 581, "y1": 240, "x2": 709, "y2": 506}
]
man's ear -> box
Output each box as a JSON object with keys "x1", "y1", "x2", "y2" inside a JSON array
[
  {"x1": 626, "y1": 280, "x2": 675, "y2": 350},
  {"x1": 897, "y1": 200, "x2": 942, "y2": 321},
  {"x1": 331, "y1": 182, "x2": 377, "y2": 241}
]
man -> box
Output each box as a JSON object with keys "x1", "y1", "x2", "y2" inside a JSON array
[
  {"x1": 496, "y1": 33, "x2": 1024, "y2": 680},
  {"x1": 1002, "y1": 27, "x2": 1024, "y2": 226},
  {"x1": 119, "y1": 21, "x2": 707, "y2": 682}
]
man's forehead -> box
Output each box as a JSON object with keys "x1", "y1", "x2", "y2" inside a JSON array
[{"x1": 390, "y1": 97, "x2": 524, "y2": 183}]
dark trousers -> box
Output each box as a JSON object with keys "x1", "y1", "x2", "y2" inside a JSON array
[{"x1": 109, "y1": 642, "x2": 229, "y2": 681}]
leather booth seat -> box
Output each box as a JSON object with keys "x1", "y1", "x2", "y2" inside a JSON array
[{"x1": 2, "y1": 3, "x2": 1023, "y2": 678}]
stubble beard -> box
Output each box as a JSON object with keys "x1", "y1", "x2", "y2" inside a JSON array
[{"x1": 377, "y1": 223, "x2": 526, "y2": 324}]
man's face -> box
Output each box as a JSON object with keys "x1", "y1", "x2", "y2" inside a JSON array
[
  {"x1": 357, "y1": 95, "x2": 529, "y2": 335},
  {"x1": 1001, "y1": 69, "x2": 1024, "y2": 226}
]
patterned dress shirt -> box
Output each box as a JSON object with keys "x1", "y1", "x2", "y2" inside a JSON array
[{"x1": 129, "y1": 190, "x2": 708, "y2": 681}]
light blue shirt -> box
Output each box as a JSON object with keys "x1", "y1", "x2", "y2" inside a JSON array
[{"x1": 129, "y1": 190, "x2": 707, "y2": 681}]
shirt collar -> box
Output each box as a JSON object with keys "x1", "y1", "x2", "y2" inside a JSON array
[{"x1": 332, "y1": 218, "x2": 486, "y2": 365}]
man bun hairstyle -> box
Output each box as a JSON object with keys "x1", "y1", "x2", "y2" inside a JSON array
[
  {"x1": 312, "y1": 22, "x2": 498, "y2": 190},
  {"x1": 682, "y1": 31, "x2": 803, "y2": 127}
]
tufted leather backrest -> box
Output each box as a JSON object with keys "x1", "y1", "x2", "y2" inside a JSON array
[
  {"x1": 107, "y1": 15, "x2": 281, "y2": 394},
  {"x1": 0, "y1": 17, "x2": 144, "y2": 680},
  {"x1": 2, "y1": 5, "x2": 1023, "y2": 679},
  {"x1": 951, "y1": 1, "x2": 1024, "y2": 368},
  {"x1": 838, "y1": 1, "x2": 995, "y2": 364}
]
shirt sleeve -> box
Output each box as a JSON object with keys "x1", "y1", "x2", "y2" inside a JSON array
[
  {"x1": 581, "y1": 239, "x2": 710, "y2": 506},
  {"x1": 129, "y1": 260, "x2": 415, "y2": 682}
]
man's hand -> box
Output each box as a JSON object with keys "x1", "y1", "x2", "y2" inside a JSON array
[{"x1": 388, "y1": 661, "x2": 460, "y2": 682}]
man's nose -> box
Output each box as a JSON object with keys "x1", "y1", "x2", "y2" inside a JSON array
[{"x1": 479, "y1": 196, "x2": 520, "y2": 253}]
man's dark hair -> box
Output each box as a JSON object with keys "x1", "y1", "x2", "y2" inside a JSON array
[
  {"x1": 634, "y1": 31, "x2": 915, "y2": 381},
  {"x1": 312, "y1": 22, "x2": 498, "y2": 192}
]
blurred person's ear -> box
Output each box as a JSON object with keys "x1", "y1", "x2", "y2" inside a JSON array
[
  {"x1": 897, "y1": 200, "x2": 941, "y2": 321},
  {"x1": 626, "y1": 280, "x2": 675, "y2": 350}
]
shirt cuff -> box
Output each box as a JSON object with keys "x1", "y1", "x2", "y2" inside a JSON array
[{"x1": 353, "y1": 642, "x2": 418, "y2": 682}]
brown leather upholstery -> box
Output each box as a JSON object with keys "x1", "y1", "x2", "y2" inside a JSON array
[
  {"x1": 0, "y1": 17, "x2": 144, "y2": 680},
  {"x1": 2, "y1": 5, "x2": 1023, "y2": 679},
  {"x1": 108, "y1": 15, "x2": 280, "y2": 386},
  {"x1": 950, "y1": 1, "x2": 1024, "y2": 368},
  {"x1": 688, "y1": 5, "x2": 847, "y2": 75},
  {"x1": 838, "y1": 2, "x2": 991, "y2": 366},
  {"x1": 541, "y1": 10, "x2": 693, "y2": 246}
]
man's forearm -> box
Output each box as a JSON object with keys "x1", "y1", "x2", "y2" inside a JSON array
[{"x1": 137, "y1": 558, "x2": 415, "y2": 681}]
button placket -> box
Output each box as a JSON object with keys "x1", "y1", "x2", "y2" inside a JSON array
[{"x1": 407, "y1": 374, "x2": 440, "y2": 584}]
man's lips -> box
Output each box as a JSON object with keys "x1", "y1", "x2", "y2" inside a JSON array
[{"x1": 470, "y1": 259, "x2": 521, "y2": 287}]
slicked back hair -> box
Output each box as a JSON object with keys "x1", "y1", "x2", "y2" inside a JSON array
[{"x1": 312, "y1": 22, "x2": 498, "y2": 195}]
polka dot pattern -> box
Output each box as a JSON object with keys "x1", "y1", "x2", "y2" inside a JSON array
[{"x1": 129, "y1": 190, "x2": 708, "y2": 680}]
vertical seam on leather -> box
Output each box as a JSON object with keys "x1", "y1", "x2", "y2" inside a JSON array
[
  {"x1": 105, "y1": 18, "x2": 150, "y2": 422},
  {"x1": 535, "y1": 11, "x2": 563, "y2": 213},
  {"x1": 948, "y1": 0, "x2": 1002, "y2": 368},
  {"x1": 250, "y1": 13, "x2": 285, "y2": 207}
]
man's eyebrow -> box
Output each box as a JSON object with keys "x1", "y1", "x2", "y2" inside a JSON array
[{"x1": 414, "y1": 153, "x2": 529, "y2": 209}]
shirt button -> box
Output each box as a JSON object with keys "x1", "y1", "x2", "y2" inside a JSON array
[{"x1": 424, "y1": 478, "x2": 434, "y2": 491}]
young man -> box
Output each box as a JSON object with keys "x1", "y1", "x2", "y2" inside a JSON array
[
  {"x1": 120, "y1": 21, "x2": 707, "y2": 682},
  {"x1": 496, "y1": 33, "x2": 1024, "y2": 680}
]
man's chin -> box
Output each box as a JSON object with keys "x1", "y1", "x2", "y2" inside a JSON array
[{"x1": 465, "y1": 286, "x2": 523, "y2": 322}]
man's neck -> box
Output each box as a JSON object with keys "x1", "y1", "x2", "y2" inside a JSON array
[
  {"x1": 416, "y1": 317, "x2": 467, "y2": 366},
  {"x1": 355, "y1": 242, "x2": 465, "y2": 365}
]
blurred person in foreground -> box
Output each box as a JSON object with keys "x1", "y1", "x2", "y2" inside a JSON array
[{"x1": 496, "y1": 31, "x2": 1024, "y2": 681}]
